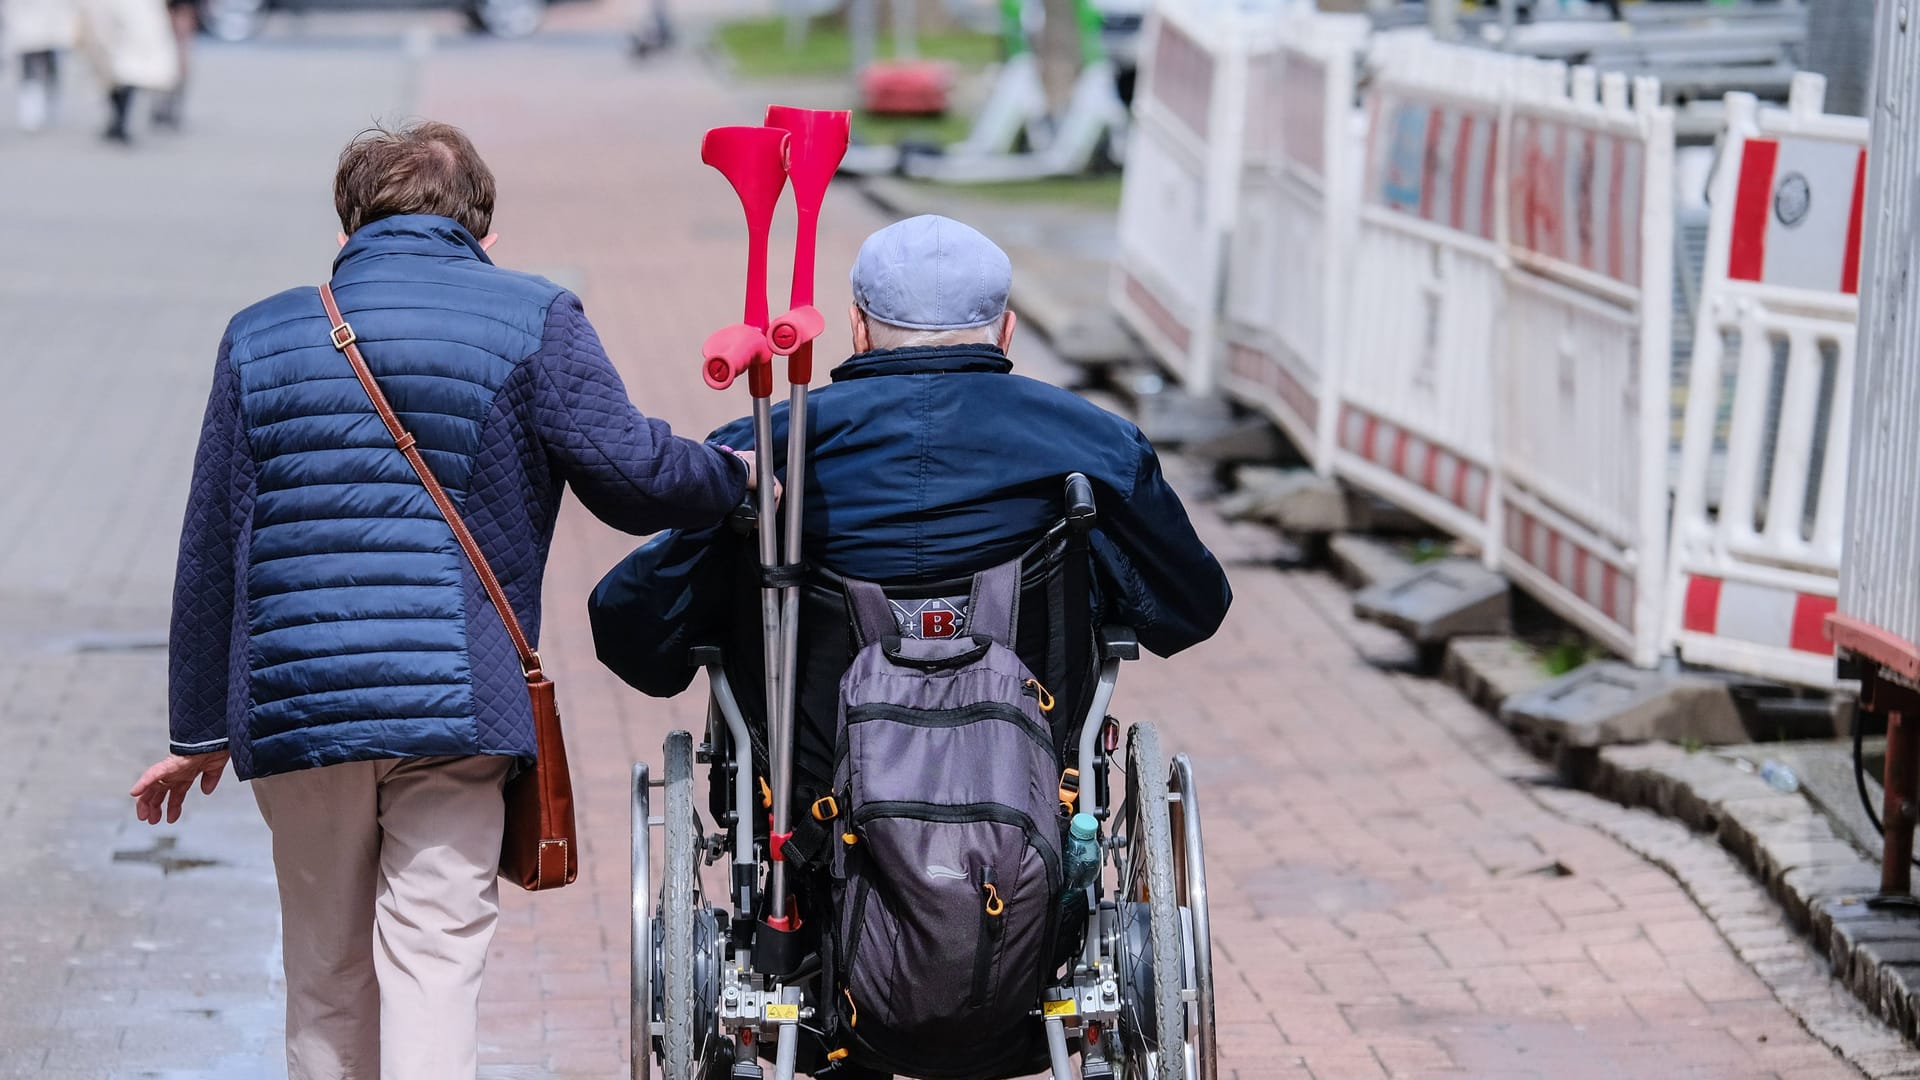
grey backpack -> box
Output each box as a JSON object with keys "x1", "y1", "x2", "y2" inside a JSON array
[{"x1": 828, "y1": 559, "x2": 1062, "y2": 1076}]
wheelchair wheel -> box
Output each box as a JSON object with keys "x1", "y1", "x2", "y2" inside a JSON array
[
  {"x1": 1170, "y1": 754, "x2": 1217, "y2": 1080},
  {"x1": 1117, "y1": 721, "x2": 1185, "y2": 1080},
  {"x1": 632, "y1": 762, "x2": 652, "y2": 1080},
  {"x1": 660, "y1": 730, "x2": 723, "y2": 1080}
]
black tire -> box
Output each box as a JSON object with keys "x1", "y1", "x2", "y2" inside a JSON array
[
  {"x1": 661, "y1": 731, "x2": 701, "y2": 1080},
  {"x1": 1122, "y1": 722, "x2": 1185, "y2": 1080}
]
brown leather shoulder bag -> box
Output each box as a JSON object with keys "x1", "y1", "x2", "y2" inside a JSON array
[{"x1": 321, "y1": 283, "x2": 578, "y2": 891}]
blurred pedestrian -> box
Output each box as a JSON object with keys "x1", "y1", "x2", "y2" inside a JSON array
[
  {"x1": 74, "y1": 0, "x2": 176, "y2": 142},
  {"x1": 150, "y1": 0, "x2": 194, "y2": 128},
  {"x1": 128, "y1": 121, "x2": 754, "y2": 1079},
  {"x1": 4, "y1": 0, "x2": 77, "y2": 131}
]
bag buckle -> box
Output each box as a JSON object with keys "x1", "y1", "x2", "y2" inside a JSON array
[
  {"x1": 330, "y1": 321, "x2": 357, "y2": 350},
  {"x1": 1058, "y1": 767, "x2": 1080, "y2": 813},
  {"x1": 810, "y1": 794, "x2": 839, "y2": 821}
]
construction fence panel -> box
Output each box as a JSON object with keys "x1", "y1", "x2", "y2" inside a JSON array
[
  {"x1": 1220, "y1": 10, "x2": 1368, "y2": 473},
  {"x1": 1112, "y1": 1, "x2": 1267, "y2": 395},
  {"x1": 1836, "y1": 0, "x2": 1920, "y2": 671},
  {"x1": 1665, "y1": 77, "x2": 1867, "y2": 688},
  {"x1": 1332, "y1": 34, "x2": 1517, "y2": 555},
  {"x1": 1496, "y1": 65, "x2": 1677, "y2": 667}
]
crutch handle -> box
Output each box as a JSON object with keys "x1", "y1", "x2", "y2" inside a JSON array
[
  {"x1": 703, "y1": 323, "x2": 773, "y2": 393},
  {"x1": 767, "y1": 305, "x2": 825, "y2": 360}
]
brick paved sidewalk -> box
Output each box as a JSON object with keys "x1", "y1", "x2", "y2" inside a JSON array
[{"x1": 0, "y1": 8, "x2": 1901, "y2": 1078}]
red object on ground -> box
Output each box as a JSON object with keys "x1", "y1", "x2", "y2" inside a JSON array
[{"x1": 860, "y1": 61, "x2": 951, "y2": 116}]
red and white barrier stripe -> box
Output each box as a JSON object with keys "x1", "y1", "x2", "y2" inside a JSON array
[
  {"x1": 1506, "y1": 505, "x2": 1635, "y2": 633},
  {"x1": 1339, "y1": 405, "x2": 1489, "y2": 518},
  {"x1": 1227, "y1": 343, "x2": 1318, "y2": 437},
  {"x1": 1147, "y1": 20, "x2": 1215, "y2": 141},
  {"x1": 1727, "y1": 135, "x2": 1866, "y2": 296},
  {"x1": 1120, "y1": 270, "x2": 1191, "y2": 353},
  {"x1": 1508, "y1": 115, "x2": 1646, "y2": 287},
  {"x1": 1680, "y1": 574, "x2": 1836, "y2": 656},
  {"x1": 1367, "y1": 97, "x2": 1499, "y2": 242}
]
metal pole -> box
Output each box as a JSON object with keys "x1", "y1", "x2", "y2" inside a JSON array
[
  {"x1": 752, "y1": 396, "x2": 783, "y2": 831},
  {"x1": 1427, "y1": 0, "x2": 1459, "y2": 41},
  {"x1": 1884, "y1": 704, "x2": 1918, "y2": 898},
  {"x1": 768, "y1": 383, "x2": 806, "y2": 922},
  {"x1": 850, "y1": 0, "x2": 877, "y2": 75}
]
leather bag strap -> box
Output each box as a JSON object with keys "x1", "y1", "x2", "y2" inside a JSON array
[{"x1": 320, "y1": 283, "x2": 543, "y2": 683}]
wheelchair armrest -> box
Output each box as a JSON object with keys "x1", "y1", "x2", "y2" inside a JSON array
[
  {"x1": 689, "y1": 645, "x2": 724, "y2": 668},
  {"x1": 1098, "y1": 625, "x2": 1140, "y2": 662}
]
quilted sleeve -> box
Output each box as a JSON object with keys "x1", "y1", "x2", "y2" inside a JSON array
[
  {"x1": 530, "y1": 295, "x2": 749, "y2": 534},
  {"x1": 167, "y1": 334, "x2": 253, "y2": 755}
]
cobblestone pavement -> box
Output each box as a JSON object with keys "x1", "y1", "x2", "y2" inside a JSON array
[{"x1": 0, "y1": 6, "x2": 1908, "y2": 1078}]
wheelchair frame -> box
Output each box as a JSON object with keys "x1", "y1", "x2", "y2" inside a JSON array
[{"x1": 629, "y1": 488, "x2": 1218, "y2": 1079}]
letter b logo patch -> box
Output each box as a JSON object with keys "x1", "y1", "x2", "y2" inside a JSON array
[{"x1": 922, "y1": 609, "x2": 958, "y2": 638}]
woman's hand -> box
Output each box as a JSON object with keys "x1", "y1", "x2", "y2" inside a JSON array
[{"x1": 130, "y1": 751, "x2": 230, "y2": 824}]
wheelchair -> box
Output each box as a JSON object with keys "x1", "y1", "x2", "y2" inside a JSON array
[{"x1": 629, "y1": 475, "x2": 1217, "y2": 1080}]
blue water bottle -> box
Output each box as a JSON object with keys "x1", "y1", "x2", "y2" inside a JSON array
[{"x1": 1060, "y1": 812, "x2": 1101, "y2": 911}]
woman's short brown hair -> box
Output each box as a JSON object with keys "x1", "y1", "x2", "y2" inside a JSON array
[{"x1": 334, "y1": 121, "x2": 496, "y2": 239}]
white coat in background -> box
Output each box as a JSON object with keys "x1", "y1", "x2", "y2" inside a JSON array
[{"x1": 75, "y1": 0, "x2": 178, "y2": 89}]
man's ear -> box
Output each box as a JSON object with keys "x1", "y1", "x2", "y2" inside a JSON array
[
  {"x1": 849, "y1": 303, "x2": 871, "y2": 353},
  {"x1": 997, "y1": 310, "x2": 1017, "y2": 354},
  {"x1": 337, "y1": 232, "x2": 349, "y2": 248},
  {"x1": 479, "y1": 233, "x2": 499, "y2": 251}
]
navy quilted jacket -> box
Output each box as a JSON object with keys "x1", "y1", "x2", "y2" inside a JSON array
[{"x1": 169, "y1": 215, "x2": 748, "y2": 780}]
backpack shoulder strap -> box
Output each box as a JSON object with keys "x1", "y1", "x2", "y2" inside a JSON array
[
  {"x1": 844, "y1": 578, "x2": 899, "y2": 648},
  {"x1": 966, "y1": 558, "x2": 1021, "y2": 649}
]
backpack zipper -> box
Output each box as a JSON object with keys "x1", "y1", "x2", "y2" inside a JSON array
[
  {"x1": 848, "y1": 800, "x2": 1061, "y2": 892},
  {"x1": 845, "y1": 702, "x2": 1055, "y2": 758},
  {"x1": 970, "y1": 865, "x2": 1003, "y2": 1007}
]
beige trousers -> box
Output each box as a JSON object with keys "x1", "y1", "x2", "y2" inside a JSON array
[{"x1": 253, "y1": 755, "x2": 512, "y2": 1080}]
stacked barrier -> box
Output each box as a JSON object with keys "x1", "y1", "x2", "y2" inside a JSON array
[
  {"x1": 1665, "y1": 76, "x2": 1867, "y2": 689},
  {"x1": 1219, "y1": 9, "x2": 1368, "y2": 473},
  {"x1": 1115, "y1": 19, "x2": 1869, "y2": 687},
  {"x1": 1332, "y1": 33, "x2": 1519, "y2": 555},
  {"x1": 1112, "y1": 0, "x2": 1271, "y2": 395},
  {"x1": 1497, "y1": 67, "x2": 1676, "y2": 667}
]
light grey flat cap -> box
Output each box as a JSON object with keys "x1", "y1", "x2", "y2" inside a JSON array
[{"x1": 849, "y1": 214, "x2": 1012, "y2": 331}]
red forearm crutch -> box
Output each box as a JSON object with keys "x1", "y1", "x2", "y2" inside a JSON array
[
  {"x1": 701, "y1": 126, "x2": 792, "y2": 929},
  {"x1": 761, "y1": 105, "x2": 850, "y2": 932},
  {"x1": 699, "y1": 108, "x2": 849, "y2": 940}
]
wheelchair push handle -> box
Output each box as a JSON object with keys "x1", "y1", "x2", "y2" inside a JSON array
[{"x1": 1065, "y1": 472, "x2": 1096, "y2": 532}]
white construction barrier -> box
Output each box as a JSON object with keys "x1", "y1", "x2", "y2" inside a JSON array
[
  {"x1": 1332, "y1": 33, "x2": 1519, "y2": 555},
  {"x1": 1496, "y1": 66, "x2": 1676, "y2": 667},
  {"x1": 1665, "y1": 76, "x2": 1866, "y2": 688},
  {"x1": 1219, "y1": 9, "x2": 1368, "y2": 473},
  {"x1": 1111, "y1": 0, "x2": 1269, "y2": 394}
]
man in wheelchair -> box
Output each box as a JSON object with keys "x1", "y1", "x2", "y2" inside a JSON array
[{"x1": 590, "y1": 215, "x2": 1231, "y2": 1079}]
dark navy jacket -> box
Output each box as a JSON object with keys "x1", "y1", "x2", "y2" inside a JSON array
[
  {"x1": 588, "y1": 344, "x2": 1232, "y2": 699},
  {"x1": 169, "y1": 215, "x2": 747, "y2": 780}
]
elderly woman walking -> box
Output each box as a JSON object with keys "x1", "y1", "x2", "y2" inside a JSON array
[
  {"x1": 4, "y1": 0, "x2": 76, "y2": 131},
  {"x1": 75, "y1": 0, "x2": 176, "y2": 141}
]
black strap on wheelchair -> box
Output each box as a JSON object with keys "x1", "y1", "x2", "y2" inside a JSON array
[
  {"x1": 760, "y1": 562, "x2": 811, "y2": 589},
  {"x1": 782, "y1": 784, "x2": 835, "y2": 871}
]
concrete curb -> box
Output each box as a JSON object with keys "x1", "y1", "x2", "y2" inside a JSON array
[
  {"x1": 1420, "y1": 591, "x2": 1920, "y2": 1057},
  {"x1": 1588, "y1": 741, "x2": 1920, "y2": 1053}
]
